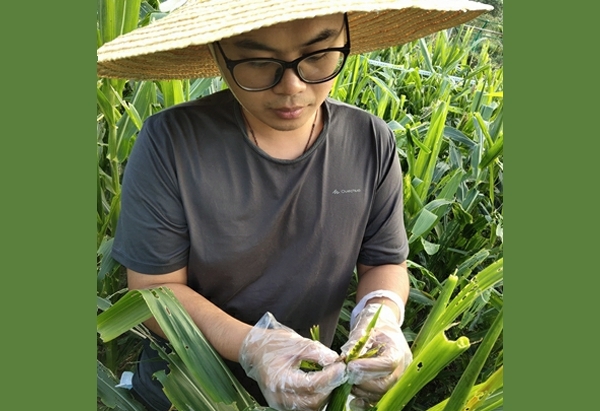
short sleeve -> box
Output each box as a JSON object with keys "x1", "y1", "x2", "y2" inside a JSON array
[
  {"x1": 111, "y1": 115, "x2": 189, "y2": 274},
  {"x1": 358, "y1": 128, "x2": 409, "y2": 266}
]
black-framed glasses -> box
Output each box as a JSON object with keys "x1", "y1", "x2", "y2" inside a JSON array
[{"x1": 216, "y1": 14, "x2": 351, "y2": 92}]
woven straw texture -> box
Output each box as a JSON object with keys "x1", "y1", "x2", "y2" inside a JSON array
[{"x1": 97, "y1": 0, "x2": 493, "y2": 80}]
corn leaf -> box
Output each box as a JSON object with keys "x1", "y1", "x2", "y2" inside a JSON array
[
  {"x1": 375, "y1": 331, "x2": 470, "y2": 411},
  {"x1": 408, "y1": 208, "x2": 438, "y2": 244},
  {"x1": 413, "y1": 101, "x2": 449, "y2": 201},
  {"x1": 327, "y1": 382, "x2": 353, "y2": 411},
  {"x1": 153, "y1": 347, "x2": 237, "y2": 411},
  {"x1": 437, "y1": 259, "x2": 503, "y2": 327},
  {"x1": 158, "y1": 80, "x2": 187, "y2": 108},
  {"x1": 411, "y1": 258, "x2": 502, "y2": 357},
  {"x1": 426, "y1": 367, "x2": 503, "y2": 411},
  {"x1": 411, "y1": 273, "x2": 458, "y2": 356},
  {"x1": 441, "y1": 309, "x2": 503, "y2": 411},
  {"x1": 97, "y1": 287, "x2": 261, "y2": 410},
  {"x1": 97, "y1": 360, "x2": 145, "y2": 411}
]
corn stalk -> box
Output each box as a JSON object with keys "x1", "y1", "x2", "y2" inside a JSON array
[
  {"x1": 412, "y1": 258, "x2": 503, "y2": 357},
  {"x1": 373, "y1": 259, "x2": 503, "y2": 411},
  {"x1": 375, "y1": 331, "x2": 471, "y2": 411}
]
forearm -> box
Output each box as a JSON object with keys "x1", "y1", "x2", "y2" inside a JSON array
[
  {"x1": 128, "y1": 269, "x2": 251, "y2": 362},
  {"x1": 355, "y1": 261, "x2": 410, "y2": 321},
  {"x1": 153, "y1": 283, "x2": 253, "y2": 362}
]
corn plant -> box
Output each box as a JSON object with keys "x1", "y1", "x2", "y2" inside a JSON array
[
  {"x1": 331, "y1": 29, "x2": 503, "y2": 281},
  {"x1": 97, "y1": 287, "x2": 273, "y2": 411},
  {"x1": 97, "y1": 258, "x2": 502, "y2": 410}
]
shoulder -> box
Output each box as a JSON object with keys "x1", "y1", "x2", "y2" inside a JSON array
[
  {"x1": 325, "y1": 98, "x2": 389, "y2": 126},
  {"x1": 325, "y1": 98, "x2": 393, "y2": 139},
  {"x1": 135, "y1": 90, "x2": 238, "y2": 152},
  {"x1": 324, "y1": 98, "x2": 395, "y2": 149},
  {"x1": 145, "y1": 89, "x2": 236, "y2": 129}
]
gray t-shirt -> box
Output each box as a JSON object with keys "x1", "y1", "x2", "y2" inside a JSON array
[{"x1": 112, "y1": 89, "x2": 408, "y2": 346}]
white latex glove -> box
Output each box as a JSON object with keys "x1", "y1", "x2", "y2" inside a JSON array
[
  {"x1": 239, "y1": 312, "x2": 347, "y2": 411},
  {"x1": 340, "y1": 303, "x2": 413, "y2": 405}
]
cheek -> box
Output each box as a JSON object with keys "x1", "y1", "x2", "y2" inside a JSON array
[
  {"x1": 228, "y1": 88, "x2": 267, "y2": 116},
  {"x1": 313, "y1": 81, "x2": 335, "y2": 101}
]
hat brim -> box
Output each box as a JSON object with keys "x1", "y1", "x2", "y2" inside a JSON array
[{"x1": 97, "y1": 0, "x2": 493, "y2": 80}]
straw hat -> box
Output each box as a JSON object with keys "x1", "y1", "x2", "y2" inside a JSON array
[{"x1": 97, "y1": 0, "x2": 493, "y2": 80}]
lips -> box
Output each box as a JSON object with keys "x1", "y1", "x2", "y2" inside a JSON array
[{"x1": 272, "y1": 106, "x2": 304, "y2": 120}]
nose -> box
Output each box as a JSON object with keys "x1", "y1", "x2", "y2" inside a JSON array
[{"x1": 272, "y1": 66, "x2": 306, "y2": 95}]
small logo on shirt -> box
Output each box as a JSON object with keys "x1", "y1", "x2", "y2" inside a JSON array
[{"x1": 332, "y1": 189, "x2": 362, "y2": 195}]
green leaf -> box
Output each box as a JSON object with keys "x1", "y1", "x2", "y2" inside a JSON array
[
  {"x1": 437, "y1": 259, "x2": 503, "y2": 328},
  {"x1": 97, "y1": 291, "x2": 151, "y2": 342},
  {"x1": 97, "y1": 360, "x2": 145, "y2": 411},
  {"x1": 418, "y1": 38, "x2": 435, "y2": 73},
  {"x1": 408, "y1": 208, "x2": 438, "y2": 243},
  {"x1": 97, "y1": 287, "x2": 258, "y2": 408},
  {"x1": 97, "y1": 295, "x2": 112, "y2": 312},
  {"x1": 154, "y1": 350, "x2": 231, "y2": 411},
  {"x1": 441, "y1": 310, "x2": 503, "y2": 411},
  {"x1": 444, "y1": 126, "x2": 475, "y2": 149},
  {"x1": 376, "y1": 331, "x2": 471, "y2": 411},
  {"x1": 455, "y1": 249, "x2": 490, "y2": 279},
  {"x1": 480, "y1": 133, "x2": 503, "y2": 170},
  {"x1": 411, "y1": 274, "x2": 459, "y2": 356},
  {"x1": 411, "y1": 259, "x2": 503, "y2": 358},
  {"x1": 421, "y1": 237, "x2": 440, "y2": 255},
  {"x1": 408, "y1": 288, "x2": 435, "y2": 307},
  {"x1": 98, "y1": 0, "x2": 143, "y2": 46},
  {"x1": 96, "y1": 86, "x2": 120, "y2": 127},
  {"x1": 158, "y1": 80, "x2": 187, "y2": 108},
  {"x1": 97, "y1": 237, "x2": 121, "y2": 293},
  {"x1": 427, "y1": 367, "x2": 503, "y2": 411},
  {"x1": 413, "y1": 101, "x2": 450, "y2": 201},
  {"x1": 327, "y1": 382, "x2": 353, "y2": 411},
  {"x1": 115, "y1": 81, "x2": 157, "y2": 150}
]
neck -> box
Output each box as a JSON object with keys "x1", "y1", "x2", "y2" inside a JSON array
[{"x1": 242, "y1": 107, "x2": 322, "y2": 160}]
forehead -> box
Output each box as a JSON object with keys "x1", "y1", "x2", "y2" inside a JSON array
[{"x1": 221, "y1": 14, "x2": 344, "y2": 49}]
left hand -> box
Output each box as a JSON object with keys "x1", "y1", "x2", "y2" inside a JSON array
[
  {"x1": 239, "y1": 312, "x2": 347, "y2": 411},
  {"x1": 340, "y1": 303, "x2": 413, "y2": 404}
]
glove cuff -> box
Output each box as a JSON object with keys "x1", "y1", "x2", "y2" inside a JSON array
[{"x1": 351, "y1": 290, "x2": 405, "y2": 329}]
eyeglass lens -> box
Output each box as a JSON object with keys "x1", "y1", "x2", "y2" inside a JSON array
[{"x1": 233, "y1": 51, "x2": 346, "y2": 90}]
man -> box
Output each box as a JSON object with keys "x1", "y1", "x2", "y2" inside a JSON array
[{"x1": 97, "y1": 1, "x2": 492, "y2": 410}]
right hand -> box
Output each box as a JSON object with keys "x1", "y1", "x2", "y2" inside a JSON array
[{"x1": 239, "y1": 312, "x2": 347, "y2": 411}]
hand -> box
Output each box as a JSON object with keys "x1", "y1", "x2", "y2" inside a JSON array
[
  {"x1": 340, "y1": 303, "x2": 413, "y2": 405},
  {"x1": 239, "y1": 312, "x2": 347, "y2": 411}
]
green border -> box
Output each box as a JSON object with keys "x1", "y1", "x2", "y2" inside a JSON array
[
  {"x1": 1, "y1": 2, "x2": 95, "y2": 408},
  {"x1": 506, "y1": 2, "x2": 595, "y2": 409}
]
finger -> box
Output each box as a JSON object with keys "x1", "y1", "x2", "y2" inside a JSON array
[
  {"x1": 295, "y1": 341, "x2": 341, "y2": 365},
  {"x1": 351, "y1": 383, "x2": 385, "y2": 403},
  {"x1": 275, "y1": 390, "x2": 330, "y2": 411},
  {"x1": 351, "y1": 362, "x2": 405, "y2": 401},
  {"x1": 353, "y1": 373, "x2": 395, "y2": 396},
  {"x1": 271, "y1": 364, "x2": 347, "y2": 411},
  {"x1": 291, "y1": 361, "x2": 348, "y2": 394},
  {"x1": 346, "y1": 356, "x2": 397, "y2": 383},
  {"x1": 348, "y1": 396, "x2": 376, "y2": 411}
]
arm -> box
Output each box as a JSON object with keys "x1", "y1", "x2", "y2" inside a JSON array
[
  {"x1": 341, "y1": 261, "x2": 412, "y2": 405},
  {"x1": 128, "y1": 268, "x2": 347, "y2": 410},
  {"x1": 127, "y1": 267, "x2": 252, "y2": 362},
  {"x1": 355, "y1": 261, "x2": 409, "y2": 322}
]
